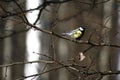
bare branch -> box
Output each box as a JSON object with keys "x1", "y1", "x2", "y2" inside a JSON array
[
  {"x1": 0, "y1": 60, "x2": 54, "y2": 68},
  {"x1": 16, "y1": 66, "x2": 64, "y2": 80}
]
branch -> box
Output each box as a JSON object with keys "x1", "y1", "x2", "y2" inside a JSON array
[
  {"x1": 16, "y1": 66, "x2": 120, "y2": 80},
  {"x1": 16, "y1": 66, "x2": 65, "y2": 80},
  {"x1": 24, "y1": 22, "x2": 120, "y2": 48},
  {"x1": 88, "y1": 70, "x2": 120, "y2": 76},
  {"x1": 12, "y1": 0, "x2": 29, "y2": 23},
  {"x1": 45, "y1": 0, "x2": 72, "y2": 4},
  {"x1": 0, "y1": 60, "x2": 54, "y2": 68},
  {"x1": 0, "y1": 0, "x2": 72, "y2": 18}
]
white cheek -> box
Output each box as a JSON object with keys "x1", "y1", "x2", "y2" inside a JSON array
[{"x1": 79, "y1": 27, "x2": 84, "y2": 31}]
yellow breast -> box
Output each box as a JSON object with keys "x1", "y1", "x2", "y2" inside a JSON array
[{"x1": 71, "y1": 30, "x2": 82, "y2": 39}]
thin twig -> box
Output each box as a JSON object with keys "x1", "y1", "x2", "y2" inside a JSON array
[
  {"x1": 0, "y1": 60, "x2": 54, "y2": 68},
  {"x1": 16, "y1": 66, "x2": 65, "y2": 80}
]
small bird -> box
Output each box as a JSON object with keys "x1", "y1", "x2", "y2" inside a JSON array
[{"x1": 62, "y1": 26, "x2": 85, "y2": 39}]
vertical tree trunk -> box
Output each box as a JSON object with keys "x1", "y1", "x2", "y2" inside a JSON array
[
  {"x1": 116, "y1": 0, "x2": 120, "y2": 80},
  {"x1": 99, "y1": 0, "x2": 114, "y2": 80},
  {"x1": 0, "y1": 2, "x2": 5, "y2": 79},
  {"x1": 2, "y1": 3, "x2": 14, "y2": 79},
  {"x1": 25, "y1": 0, "x2": 42, "y2": 80},
  {"x1": 1, "y1": 1, "x2": 26, "y2": 79}
]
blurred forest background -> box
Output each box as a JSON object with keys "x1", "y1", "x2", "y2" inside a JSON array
[{"x1": 0, "y1": 0, "x2": 120, "y2": 80}]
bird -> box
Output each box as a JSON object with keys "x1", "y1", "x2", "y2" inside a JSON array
[{"x1": 62, "y1": 26, "x2": 85, "y2": 39}]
